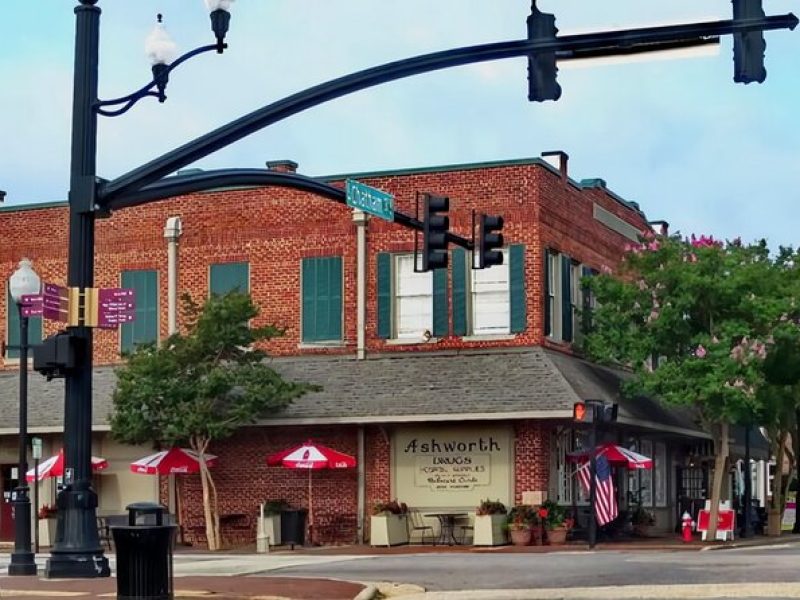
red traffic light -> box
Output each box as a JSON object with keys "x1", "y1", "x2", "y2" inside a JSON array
[{"x1": 573, "y1": 401, "x2": 589, "y2": 422}]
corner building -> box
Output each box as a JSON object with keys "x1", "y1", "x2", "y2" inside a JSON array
[{"x1": 0, "y1": 155, "x2": 732, "y2": 547}]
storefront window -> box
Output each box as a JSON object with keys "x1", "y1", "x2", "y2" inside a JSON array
[{"x1": 555, "y1": 428, "x2": 588, "y2": 505}]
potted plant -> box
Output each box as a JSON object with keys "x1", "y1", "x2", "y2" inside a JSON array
[
  {"x1": 38, "y1": 503, "x2": 58, "y2": 547},
  {"x1": 370, "y1": 500, "x2": 409, "y2": 547},
  {"x1": 506, "y1": 505, "x2": 538, "y2": 546},
  {"x1": 539, "y1": 500, "x2": 572, "y2": 545},
  {"x1": 473, "y1": 499, "x2": 508, "y2": 546},
  {"x1": 631, "y1": 505, "x2": 656, "y2": 537},
  {"x1": 258, "y1": 499, "x2": 288, "y2": 550}
]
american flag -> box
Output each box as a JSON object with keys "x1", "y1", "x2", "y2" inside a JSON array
[{"x1": 577, "y1": 455, "x2": 618, "y2": 525}]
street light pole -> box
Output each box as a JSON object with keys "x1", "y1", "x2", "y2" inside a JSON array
[
  {"x1": 8, "y1": 260, "x2": 40, "y2": 576},
  {"x1": 45, "y1": 0, "x2": 109, "y2": 579}
]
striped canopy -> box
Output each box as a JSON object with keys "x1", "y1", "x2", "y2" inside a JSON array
[
  {"x1": 26, "y1": 449, "x2": 109, "y2": 482},
  {"x1": 568, "y1": 443, "x2": 653, "y2": 470},
  {"x1": 130, "y1": 447, "x2": 217, "y2": 475}
]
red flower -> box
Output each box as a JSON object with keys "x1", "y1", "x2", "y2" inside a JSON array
[{"x1": 538, "y1": 508, "x2": 549, "y2": 518}]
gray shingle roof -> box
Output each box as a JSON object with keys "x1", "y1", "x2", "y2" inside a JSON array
[{"x1": 0, "y1": 347, "x2": 706, "y2": 437}]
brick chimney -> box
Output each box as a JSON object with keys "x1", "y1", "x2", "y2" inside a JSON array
[{"x1": 266, "y1": 160, "x2": 298, "y2": 173}]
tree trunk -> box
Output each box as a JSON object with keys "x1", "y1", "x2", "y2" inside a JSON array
[
  {"x1": 768, "y1": 429, "x2": 789, "y2": 536},
  {"x1": 707, "y1": 421, "x2": 730, "y2": 542},
  {"x1": 191, "y1": 436, "x2": 221, "y2": 550}
]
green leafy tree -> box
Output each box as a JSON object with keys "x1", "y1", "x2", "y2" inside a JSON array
[
  {"x1": 584, "y1": 234, "x2": 785, "y2": 540},
  {"x1": 110, "y1": 292, "x2": 317, "y2": 550}
]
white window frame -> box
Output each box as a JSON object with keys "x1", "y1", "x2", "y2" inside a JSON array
[
  {"x1": 393, "y1": 254, "x2": 433, "y2": 340},
  {"x1": 547, "y1": 251, "x2": 562, "y2": 340},
  {"x1": 555, "y1": 428, "x2": 589, "y2": 506},
  {"x1": 468, "y1": 248, "x2": 510, "y2": 336}
]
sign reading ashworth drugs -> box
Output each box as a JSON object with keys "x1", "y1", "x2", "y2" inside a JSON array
[{"x1": 393, "y1": 427, "x2": 511, "y2": 507}]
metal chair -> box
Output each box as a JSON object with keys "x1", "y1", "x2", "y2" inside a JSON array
[
  {"x1": 407, "y1": 509, "x2": 434, "y2": 545},
  {"x1": 457, "y1": 518, "x2": 474, "y2": 544}
]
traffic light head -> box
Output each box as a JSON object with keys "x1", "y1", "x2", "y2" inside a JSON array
[
  {"x1": 422, "y1": 194, "x2": 450, "y2": 271},
  {"x1": 477, "y1": 214, "x2": 504, "y2": 269},
  {"x1": 527, "y1": 5, "x2": 562, "y2": 102},
  {"x1": 573, "y1": 401, "x2": 592, "y2": 423},
  {"x1": 732, "y1": 0, "x2": 767, "y2": 84}
]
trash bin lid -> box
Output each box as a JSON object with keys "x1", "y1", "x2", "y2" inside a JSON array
[{"x1": 126, "y1": 502, "x2": 167, "y2": 514}]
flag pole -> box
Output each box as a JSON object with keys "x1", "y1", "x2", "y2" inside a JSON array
[{"x1": 588, "y1": 408, "x2": 598, "y2": 549}]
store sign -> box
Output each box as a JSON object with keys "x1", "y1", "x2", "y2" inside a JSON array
[{"x1": 414, "y1": 454, "x2": 490, "y2": 490}]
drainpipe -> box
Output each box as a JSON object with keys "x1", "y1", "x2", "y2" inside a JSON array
[
  {"x1": 357, "y1": 426, "x2": 366, "y2": 544},
  {"x1": 163, "y1": 216, "x2": 182, "y2": 518},
  {"x1": 353, "y1": 209, "x2": 368, "y2": 360},
  {"x1": 164, "y1": 217, "x2": 183, "y2": 336}
]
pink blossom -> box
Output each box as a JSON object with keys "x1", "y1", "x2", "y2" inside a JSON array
[
  {"x1": 689, "y1": 253, "x2": 698, "y2": 263},
  {"x1": 647, "y1": 240, "x2": 661, "y2": 251},
  {"x1": 646, "y1": 309, "x2": 660, "y2": 323},
  {"x1": 694, "y1": 345, "x2": 707, "y2": 358}
]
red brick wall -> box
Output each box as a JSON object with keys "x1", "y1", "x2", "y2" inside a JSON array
[
  {"x1": 1, "y1": 160, "x2": 646, "y2": 369},
  {"x1": 514, "y1": 420, "x2": 552, "y2": 504}
]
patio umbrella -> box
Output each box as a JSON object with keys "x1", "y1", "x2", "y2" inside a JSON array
[
  {"x1": 567, "y1": 443, "x2": 653, "y2": 470},
  {"x1": 130, "y1": 447, "x2": 217, "y2": 475},
  {"x1": 26, "y1": 449, "x2": 109, "y2": 482},
  {"x1": 266, "y1": 441, "x2": 356, "y2": 543}
]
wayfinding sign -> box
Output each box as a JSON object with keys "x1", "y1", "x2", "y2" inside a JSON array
[
  {"x1": 97, "y1": 288, "x2": 136, "y2": 329},
  {"x1": 345, "y1": 179, "x2": 394, "y2": 221}
]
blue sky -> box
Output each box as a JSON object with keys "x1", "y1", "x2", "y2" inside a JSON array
[{"x1": 1, "y1": 1, "x2": 798, "y2": 247}]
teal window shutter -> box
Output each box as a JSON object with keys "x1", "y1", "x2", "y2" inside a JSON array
[
  {"x1": 121, "y1": 270, "x2": 159, "y2": 353},
  {"x1": 510, "y1": 244, "x2": 526, "y2": 333},
  {"x1": 451, "y1": 248, "x2": 467, "y2": 336},
  {"x1": 544, "y1": 250, "x2": 551, "y2": 337},
  {"x1": 301, "y1": 257, "x2": 342, "y2": 342},
  {"x1": 209, "y1": 262, "x2": 249, "y2": 296},
  {"x1": 561, "y1": 254, "x2": 573, "y2": 342},
  {"x1": 376, "y1": 253, "x2": 392, "y2": 339},
  {"x1": 5, "y1": 289, "x2": 43, "y2": 359},
  {"x1": 432, "y1": 267, "x2": 448, "y2": 337}
]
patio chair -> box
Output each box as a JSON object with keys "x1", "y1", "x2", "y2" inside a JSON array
[
  {"x1": 457, "y1": 518, "x2": 474, "y2": 544},
  {"x1": 407, "y1": 509, "x2": 434, "y2": 545}
]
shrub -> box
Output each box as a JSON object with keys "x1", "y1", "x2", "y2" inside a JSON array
[
  {"x1": 476, "y1": 499, "x2": 507, "y2": 516},
  {"x1": 506, "y1": 505, "x2": 538, "y2": 530},
  {"x1": 372, "y1": 500, "x2": 408, "y2": 515},
  {"x1": 538, "y1": 500, "x2": 570, "y2": 530}
]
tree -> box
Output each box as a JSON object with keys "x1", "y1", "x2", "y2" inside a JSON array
[
  {"x1": 584, "y1": 234, "x2": 784, "y2": 540},
  {"x1": 110, "y1": 292, "x2": 318, "y2": 550}
]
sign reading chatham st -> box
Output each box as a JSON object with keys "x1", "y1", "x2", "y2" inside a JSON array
[{"x1": 404, "y1": 436, "x2": 502, "y2": 491}]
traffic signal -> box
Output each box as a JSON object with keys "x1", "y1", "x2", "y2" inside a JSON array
[
  {"x1": 527, "y1": 4, "x2": 562, "y2": 102},
  {"x1": 477, "y1": 214, "x2": 504, "y2": 269},
  {"x1": 732, "y1": 0, "x2": 767, "y2": 84},
  {"x1": 422, "y1": 194, "x2": 450, "y2": 271},
  {"x1": 573, "y1": 401, "x2": 592, "y2": 423}
]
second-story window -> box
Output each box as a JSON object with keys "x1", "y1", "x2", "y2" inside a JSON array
[
  {"x1": 301, "y1": 256, "x2": 343, "y2": 344},
  {"x1": 209, "y1": 261, "x2": 249, "y2": 296},
  {"x1": 470, "y1": 249, "x2": 510, "y2": 335},
  {"x1": 121, "y1": 270, "x2": 159, "y2": 353}
]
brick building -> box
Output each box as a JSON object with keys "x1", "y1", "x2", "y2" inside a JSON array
[{"x1": 0, "y1": 155, "x2": 714, "y2": 547}]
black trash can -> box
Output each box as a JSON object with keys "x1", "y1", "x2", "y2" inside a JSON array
[
  {"x1": 280, "y1": 508, "x2": 307, "y2": 549},
  {"x1": 112, "y1": 502, "x2": 177, "y2": 600}
]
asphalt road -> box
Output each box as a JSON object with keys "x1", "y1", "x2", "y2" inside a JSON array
[{"x1": 269, "y1": 543, "x2": 800, "y2": 592}]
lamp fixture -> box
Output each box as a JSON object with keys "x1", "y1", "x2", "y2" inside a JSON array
[
  {"x1": 205, "y1": 0, "x2": 235, "y2": 53},
  {"x1": 9, "y1": 259, "x2": 41, "y2": 304},
  {"x1": 144, "y1": 14, "x2": 178, "y2": 102}
]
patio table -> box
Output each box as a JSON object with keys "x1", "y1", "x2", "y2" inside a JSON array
[{"x1": 424, "y1": 512, "x2": 468, "y2": 546}]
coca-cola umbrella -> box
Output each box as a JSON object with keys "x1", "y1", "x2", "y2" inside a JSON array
[
  {"x1": 26, "y1": 449, "x2": 109, "y2": 482},
  {"x1": 130, "y1": 447, "x2": 218, "y2": 475},
  {"x1": 567, "y1": 443, "x2": 653, "y2": 470},
  {"x1": 266, "y1": 441, "x2": 356, "y2": 544}
]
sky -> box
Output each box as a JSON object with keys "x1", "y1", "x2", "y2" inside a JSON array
[{"x1": 1, "y1": 1, "x2": 798, "y2": 247}]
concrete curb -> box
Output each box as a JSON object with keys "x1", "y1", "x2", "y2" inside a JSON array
[
  {"x1": 396, "y1": 582, "x2": 800, "y2": 599},
  {"x1": 353, "y1": 584, "x2": 380, "y2": 600}
]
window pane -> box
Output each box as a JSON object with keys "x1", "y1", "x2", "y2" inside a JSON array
[
  {"x1": 471, "y1": 250, "x2": 509, "y2": 335},
  {"x1": 210, "y1": 262, "x2": 249, "y2": 296},
  {"x1": 655, "y1": 442, "x2": 668, "y2": 507},
  {"x1": 640, "y1": 440, "x2": 654, "y2": 506},
  {"x1": 395, "y1": 255, "x2": 432, "y2": 338},
  {"x1": 121, "y1": 270, "x2": 158, "y2": 353}
]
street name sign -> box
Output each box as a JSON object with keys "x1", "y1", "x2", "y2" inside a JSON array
[
  {"x1": 345, "y1": 179, "x2": 395, "y2": 221},
  {"x1": 97, "y1": 288, "x2": 136, "y2": 329},
  {"x1": 42, "y1": 283, "x2": 69, "y2": 322},
  {"x1": 21, "y1": 294, "x2": 43, "y2": 317}
]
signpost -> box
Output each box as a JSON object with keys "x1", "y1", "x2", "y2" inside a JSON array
[
  {"x1": 20, "y1": 295, "x2": 43, "y2": 318},
  {"x1": 345, "y1": 179, "x2": 395, "y2": 221}
]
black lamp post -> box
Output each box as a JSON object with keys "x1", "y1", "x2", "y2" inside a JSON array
[
  {"x1": 8, "y1": 258, "x2": 41, "y2": 576},
  {"x1": 47, "y1": 0, "x2": 233, "y2": 579}
]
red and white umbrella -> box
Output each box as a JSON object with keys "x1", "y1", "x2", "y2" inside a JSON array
[
  {"x1": 26, "y1": 449, "x2": 109, "y2": 482},
  {"x1": 266, "y1": 441, "x2": 356, "y2": 543},
  {"x1": 130, "y1": 448, "x2": 217, "y2": 475},
  {"x1": 568, "y1": 443, "x2": 653, "y2": 470}
]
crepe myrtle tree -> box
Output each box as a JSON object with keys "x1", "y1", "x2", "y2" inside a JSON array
[
  {"x1": 110, "y1": 292, "x2": 318, "y2": 550},
  {"x1": 583, "y1": 234, "x2": 791, "y2": 540}
]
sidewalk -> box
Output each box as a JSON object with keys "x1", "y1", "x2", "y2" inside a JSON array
[{"x1": 0, "y1": 575, "x2": 364, "y2": 599}]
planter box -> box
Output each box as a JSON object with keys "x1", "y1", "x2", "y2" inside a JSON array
[
  {"x1": 370, "y1": 513, "x2": 409, "y2": 547},
  {"x1": 472, "y1": 514, "x2": 507, "y2": 546},
  {"x1": 257, "y1": 514, "x2": 281, "y2": 551},
  {"x1": 38, "y1": 518, "x2": 57, "y2": 548}
]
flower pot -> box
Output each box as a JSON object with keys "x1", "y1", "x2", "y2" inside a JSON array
[
  {"x1": 509, "y1": 527, "x2": 532, "y2": 546},
  {"x1": 370, "y1": 513, "x2": 409, "y2": 547},
  {"x1": 473, "y1": 514, "x2": 507, "y2": 546},
  {"x1": 546, "y1": 525, "x2": 568, "y2": 545}
]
